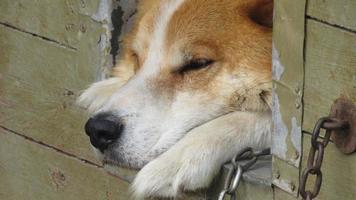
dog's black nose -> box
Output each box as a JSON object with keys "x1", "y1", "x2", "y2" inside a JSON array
[{"x1": 84, "y1": 113, "x2": 123, "y2": 152}]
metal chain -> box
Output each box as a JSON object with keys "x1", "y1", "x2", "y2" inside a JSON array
[
  {"x1": 218, "y1": 147, "x2": 271, "y2": 200},
  {"x1": 299, "y1": 117, "x2": 349, "y2": 200}
]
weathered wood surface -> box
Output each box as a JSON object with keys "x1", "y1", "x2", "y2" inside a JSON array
[
  {"x1": 271, "y1": 156, "x2": 299, "y2": 196},
  {"x1": 303, "y1": 19, "x2": 356, "y2": 133},
  {"x1": 0, "y1": 0, "x2": 132, "y2": 199},
  {"x1": 301, "y1": 134, "x2": 356, "y2": 200},
  {"x1": 274, "y1": 188, "x2": 298, "y2": 200},
  {"x1": 0, "y1": 127, "x2": 131, "y2": 200},
  {"x1": 273, "y1": 1, "x2": 356, "y2": 200},
  {"x1": 0, "y1": 0, "x2": 102, "y2": 49},
  {"x1": 0, "y1": 22, "x2": 100, "y2": 163},
  {"x1": 271, "y1": 0, "x2": 306, "y2": 196},
  {"x1": 307, "y1": 0, "x2": 356, "y2": 32}
]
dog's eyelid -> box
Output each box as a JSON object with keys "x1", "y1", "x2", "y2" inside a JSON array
[{"x1": 178, "y1": 58, "x2": 215, "y2": 73}]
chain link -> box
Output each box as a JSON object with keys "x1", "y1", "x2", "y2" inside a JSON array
[
  {"x1": 299, "y1": 117, "x2": 348, "y2": 200},
  {"x1": 218, "y1": 147, "x2": 270, "y2": 200}
]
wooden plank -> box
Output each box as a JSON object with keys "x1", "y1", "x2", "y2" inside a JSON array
[
  {"x1": 272, "y1": 0, "x2": 306, "y2": 196},
  {"x1": 0, "y1": 24, "x2": 98, "y2": 163},
  {"x1": 0, "y1": 128, "x2": 131, "y2": 200},
  {"x1": 303, "y1": 19, "x2": 356, "y2": 132},
  {"x1": 272, "y1": 156, "x2": 299, "y2": 196},
  {"x1": 272, "y1": 0, "x2": 305, "y2": 165},
  {"x1": 0, "y1": 0, "x2": 101, "y2": 48},
  {"x1": 274, "y1": 188, "x2": 298, "y2": 200},
  {"x1": 300, "y1": 134, "x2": 356, "y2": 200},
  {"x1": 272, "y1": 83, "x2": 303, "y2": 166},
  {"x1": 307, "y1": 0, "x2": 356, "y2": 32}
]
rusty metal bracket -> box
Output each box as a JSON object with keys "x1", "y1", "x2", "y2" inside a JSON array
[
  {"x1": 329, "y1": 97, "x2": 356, "y2": 154},
  {"x1": 299, "y1": 97, "x2": 355, "y2": 200}
]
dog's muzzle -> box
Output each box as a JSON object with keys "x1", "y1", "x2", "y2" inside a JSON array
[{"x1": 84, "y1": 113, "x2": 123, "y2": 152}]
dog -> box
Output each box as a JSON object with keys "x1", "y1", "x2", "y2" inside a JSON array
[{"x1": 78, "y1": 0, "x2": 273, "y2": 198}]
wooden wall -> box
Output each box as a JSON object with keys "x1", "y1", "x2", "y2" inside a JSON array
[
  {"x1": 2, "y1": 0, "x2": 354, "y2": 199},
  {"x1": 273, "y1": 0, "x2": 356, "y2": 199},
  {"x1": 0, "y1": 1, "x2": 134, "y2": 199},
  {"x1": 0, "y1": 1, "x2": 275, "y2": 199}
]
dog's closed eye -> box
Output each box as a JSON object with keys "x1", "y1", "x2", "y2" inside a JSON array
[{"x1": 178, "y1": 58, "x2": 214, "y2": 73}]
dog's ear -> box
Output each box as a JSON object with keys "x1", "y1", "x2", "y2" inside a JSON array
[{"x1": 249, "y1": 0, "x2": 273, "y2": 28}]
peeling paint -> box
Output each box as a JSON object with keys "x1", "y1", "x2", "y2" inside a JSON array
[
  {"x1": 90, "y1": 0, "x2": 138, "y2": 80},
  {"x1": 272, "y1": 43, "x2": 285, "y2": 81},
  {"x1": 91, "y1": 0, "x2": 114, "y2": 81},
  {"x1": 290, "y1": 117, "x2": 301, "y2": 164},
  {"x1": 111, "y1": 0, "x2": 138, "y2": 64},
  {"x1": 96, "y1": 33, "x2": 110, "y2": 81},
  {"x1": 50, "y1": 168, "x2": 67, "y2": 191},
  {"x1": 272, "y1": 89, "x2": 288, "y2": 159},
  {"x1": 273, "y1": 178, "x2": 297, "y2": 195},
  {"x1": 91, "y1": 0, "x2": 112, "y2": 23},
  {"x1": 117, "y1": 0, "x2": 138, "y2": 34}
]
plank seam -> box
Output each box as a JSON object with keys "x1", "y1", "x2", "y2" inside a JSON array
[
  {"x1": 306, "y1": 15, "x2": 356, "y2": 35},
  {"x1": 0, "y1": 125, "x2": 134, "y2": 184},
  {"x1": 0, "y1": 22, "x2": 78, "y2": 51},
  {"x1": 0, "y1": 125, "x2": 101, "y2": 168}
]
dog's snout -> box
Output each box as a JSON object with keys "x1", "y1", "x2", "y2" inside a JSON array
[{"x1": 84, "y1": 113, "x2": 123, "y2": 152}]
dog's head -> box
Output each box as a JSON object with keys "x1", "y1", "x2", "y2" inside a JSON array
[{"x1": 79, "y1": 0, "x2": 272, "y2": 169}]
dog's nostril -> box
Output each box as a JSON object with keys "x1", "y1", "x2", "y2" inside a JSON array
[{"x1": 84, "y1": 114, "x2": 123, "y2": 151}]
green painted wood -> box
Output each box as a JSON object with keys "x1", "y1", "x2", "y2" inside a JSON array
[
  {"x1": 0, "y1": 23, "x2": 273, "y2": 199},
  {"x1": 271, "y1": 156, "x2": 299, "y2": 196},
  {"x1": 0, "y1": 128, "x2": 131, "y2": 200},
  {"x1": 0, "y1": 24, "x2": 99, "y2": 163},
  {"x1": 272, "y1": 0, "x2": 306, "y2": 196},
  {"x1": 301, "y1": 134, "x2": 356, "y2": 200},
  {"x1": 273, "y1": 1, "x2": 356, "y2": 200},
  {"x1": 274, "y1": 188, "x2": 298, "y2": 200},
  {"x1": 303, "y1": 19, "x2": 356, "y2": 133},
  {"x1": 0, "y1": 0, "x2": 101, "y2": 48},
  {"x1": 307, "y1": 0, "x2": 356, "y2": 32}
]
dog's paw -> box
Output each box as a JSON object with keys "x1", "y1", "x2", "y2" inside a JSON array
[
  {"x1": 131, "y1": 146, "x2": 220, "y2": 199},
  {"x1": 131, "y1": 157, "x2": 178, "y2": 198}
]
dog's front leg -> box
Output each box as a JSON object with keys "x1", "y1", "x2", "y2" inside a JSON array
[{"x1": 132, "y1": 111, "x2": 271, "y2": 198}]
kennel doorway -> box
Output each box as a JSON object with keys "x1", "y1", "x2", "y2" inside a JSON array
[{"x1": 1, "y1": 0, "x2": 355, "y2": 200}]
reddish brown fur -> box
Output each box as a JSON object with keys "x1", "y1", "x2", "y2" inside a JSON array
[{"x1": 113, "y1": 0, "x2": 272, "y2": 111}]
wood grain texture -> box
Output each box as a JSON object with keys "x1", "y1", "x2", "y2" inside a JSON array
[
  {"x1": 307, "y1": 0, "x2": 356, "y2": 32},
  {"x1": 303, "y1": 19, "x2": 356, "y2": 132},
  {"x1": 272, "y1": 0, "x2": 305, "y2": 165},
  {"x1": 0, "y1": 24, "x2": 99, "y2": 163},
  {"x1": 301, "y1": 134, "x2": 356, "y2": 200},
  {"x1": 271, "y1": 156, "x2": 299, "y2": 197},
  {"x1": 0, "y1": 0, "x2": 101, "y2": 48},
  {"x1": 272, "y1": 0, "x2": 306, "y2": 196},
  {"x1": 274, "y1": 187, "x2": 298, "y2": 200},
  {"x1": 0, "y1": 128, "x2": 131, "y2": 200}
]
